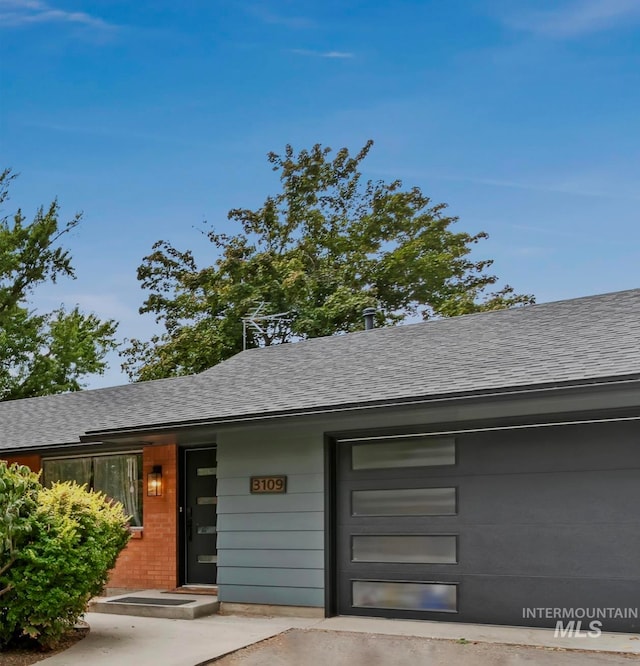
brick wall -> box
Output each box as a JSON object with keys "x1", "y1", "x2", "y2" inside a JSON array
[
  {"x1": 1, "y1": 453, "x2": 42, "y2": 473},
  {"x1": 108, "y1": 443, "x2": 179, "y2": 590},
  {"x1": 2, "y1": 446, "x2": 179, "y2": 591}
]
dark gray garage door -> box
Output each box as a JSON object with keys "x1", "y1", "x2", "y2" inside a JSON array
[{"x1": 335, "y1": 421, "x2": 640, "y2": 632}]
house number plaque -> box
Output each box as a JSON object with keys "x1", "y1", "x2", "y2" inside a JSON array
[{"x1": 250, "y1": 476, "x2": 287, "y2": 494}]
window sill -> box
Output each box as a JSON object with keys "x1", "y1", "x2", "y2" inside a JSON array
[{"x1": 128, "y1": 527, "x2": 144, "y2": 539}]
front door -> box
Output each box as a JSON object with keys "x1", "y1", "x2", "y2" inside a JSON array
[{"x1": 184, "y1": 447, "x2": 218, "y2": 585}]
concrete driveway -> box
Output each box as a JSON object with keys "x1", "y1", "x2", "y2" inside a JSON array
[
  {"x1": 39, "y1": 612, "x2": 640, "y2": 666},
  {"x1": 211, "y1": 629, "x2": 639, "y2": 666},
  {"x1": 39, "y1": 613, "x2": 318, "y2": 666}
]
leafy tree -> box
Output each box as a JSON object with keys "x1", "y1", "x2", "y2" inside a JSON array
[
  {"x1": 0, "y1": 170, "x2": 118, "y2": 400},
  {"x1": 123, "y1": 141, "x2": 534, "y2": 381}
]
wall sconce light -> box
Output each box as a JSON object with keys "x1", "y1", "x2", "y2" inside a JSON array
[{"x1": 147, "y1": 465, "x2": 163, "y2": 496}]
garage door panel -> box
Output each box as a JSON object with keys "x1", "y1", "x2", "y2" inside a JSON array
[
  {"x1": 456, "y1": 424, "x2": 640, "y2": 476},
  {"x1": 457, "y1": 576, "x2": 640, "y2": 632},
  {"x1": 339, "y1": 423, "x2": 640, "y2": 480},
  {"x1": 339, "y1": 524, "x2": 640, "y2": 579},
  {"x1": 338, "y1": 459, "x2": 640, "y2": 483},
  {"x1": 335, "y1": 424, "x2": 640, "y2": 631},
  {"x1": 340, "y1": 470, "x2": 640, "y2": 525},
  {"x1": 460, "y1": 525, "x2": 640, "y2": 578},
  {"x1": 457, "y1": 470, "x2": 640, "y2": 524},
  {"x1": 339, "y1": 575, "x2": 640, "y2": 631}
]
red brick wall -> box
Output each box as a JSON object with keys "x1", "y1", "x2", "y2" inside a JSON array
[
  {"x1": 108, "y1": 443, "x2": 179, "y2": 590},
  {"x1": 2, "y1": 447, "x2": 179, "y2": 591},
  {"x1": 1, "y1": 454, "x2": 42, "y2": 473}
]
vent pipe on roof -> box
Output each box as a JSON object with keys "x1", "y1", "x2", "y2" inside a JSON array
[{"x1": 363, "y1": 307, "x2": 376, "y2": 330}]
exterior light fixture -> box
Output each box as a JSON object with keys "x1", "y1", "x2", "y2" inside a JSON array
[{"x1": 147, "y1": 465, "x2": 163, "y2": 496}]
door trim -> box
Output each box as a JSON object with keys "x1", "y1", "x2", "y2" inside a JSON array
[{"x1": 324, "y1": 435, "x2": 338, "y2": 617}]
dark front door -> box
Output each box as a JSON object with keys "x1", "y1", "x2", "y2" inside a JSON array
[{"x1": 184, "y1": 447, "x2": 218, "y2": 585}]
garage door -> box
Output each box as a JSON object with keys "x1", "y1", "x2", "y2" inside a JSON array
[{"x1": 335, "y1": 421, "x2": 640, "y2": 632}]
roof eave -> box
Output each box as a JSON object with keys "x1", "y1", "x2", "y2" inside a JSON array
[{"x1": 79, "y1": 373, "x2": 640, "y2": 443}]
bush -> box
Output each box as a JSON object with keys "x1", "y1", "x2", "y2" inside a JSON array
[
  {"x1": 0, "y1": 461, "x2": 40, "y2": 587},
  {"x1": 0, "y1": 463, "x2": 130, "y2": 648}
]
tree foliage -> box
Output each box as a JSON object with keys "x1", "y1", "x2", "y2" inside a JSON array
[
  {"x1": 123, "y1": 141, "x2": 534, "y2": 381},
  {"x1": 0, "y1": 170, "x2": 118, "y2": 400}
]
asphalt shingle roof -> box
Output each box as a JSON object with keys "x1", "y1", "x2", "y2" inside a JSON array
[{"x1": 1, "y1": 288, "x2": 640, "y2": 452}]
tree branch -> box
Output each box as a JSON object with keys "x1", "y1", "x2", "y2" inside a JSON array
[
  {"x1": 0, "y1": 582, "x2": 14, "y2": 598},
  {"x1": 0, "y1": 556, "x2": 16, "y2": 578}
]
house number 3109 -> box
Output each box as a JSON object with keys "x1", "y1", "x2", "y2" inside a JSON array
[{"x1": 250, "y1": 476, "x2": 287, "y2": 493}]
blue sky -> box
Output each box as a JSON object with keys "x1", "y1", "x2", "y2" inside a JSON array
[{"x1": 1, "y1": 0, "x2": 639, "y2": 388}]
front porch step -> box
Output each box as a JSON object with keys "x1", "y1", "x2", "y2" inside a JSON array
[
  {"x1": 89, "y1": 589, "x2": 219, "y2": 620},
  {"x1": 171, "y1": 585, "x2": 219, "y2": 596}
]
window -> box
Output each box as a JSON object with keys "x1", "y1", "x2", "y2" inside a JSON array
[
  {"x1": 351, "y1": 436, "x2": 455, "y2": 470},
  {"x1": 352, "y1": 535, "x2": 457, "y2": 564},
  {"x1": 352, "y1": 580, "x2": 457, "y2": 612},
  {"x1": 352, "y1": 487, "x2": 457, "y2": 516},
  {"x1": 43, "y1": 453, "x2": 143, "y2": 526}
]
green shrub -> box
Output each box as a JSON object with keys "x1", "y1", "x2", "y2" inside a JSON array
[
  {"x1": 0, "y1": 462, "x2": 40, "y2": 586},
  {"x1": 0, "y1": 464, "x2": 130, "y2": 649},
  {"x1": 0, "y1": 462, "x2": 41, "y2": 647}
]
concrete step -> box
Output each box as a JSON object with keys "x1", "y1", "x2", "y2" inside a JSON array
[
  {"x1": 90, "y1": 589, "x2": 219, "y2": 620},
  {"x1": 171, "y1": 585, "x2": 219, "y2": 596}
]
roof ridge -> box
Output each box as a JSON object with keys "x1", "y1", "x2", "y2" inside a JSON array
[
  {"x1": 202, "y1": 286, "x2": 640, "y2": 365},
  {"x1": 0, "y1": 371, "x2": 197, "y2": 408}
]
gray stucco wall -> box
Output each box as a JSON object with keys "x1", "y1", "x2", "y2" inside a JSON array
[{"x1": 216, "y1": 424, "x2": 326, "y2": 607}]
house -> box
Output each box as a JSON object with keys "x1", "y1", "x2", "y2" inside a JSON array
[{"x1": 2, "y1": 288, "x2": 640, "y2": 631}]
